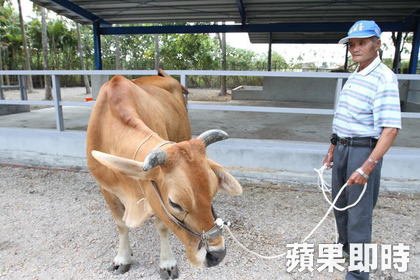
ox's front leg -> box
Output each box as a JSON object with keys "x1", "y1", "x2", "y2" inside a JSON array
[
  {"x1": 111, "y1": 223, "x2": 132, "y2": 274},
  {"x1": 155, "y1": 219, "x2": 179, "y2": 279},
  {"x1": 101, "y1": 188, "x2": 133, "y2": 274}
]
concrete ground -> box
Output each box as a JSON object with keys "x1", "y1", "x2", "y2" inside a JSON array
[
  {"x1": 0, "y1": 103, "x2": 419, "y2": 148},
  {"x1": 0, "y1": 87, "x2": 419, "y2": 147}
]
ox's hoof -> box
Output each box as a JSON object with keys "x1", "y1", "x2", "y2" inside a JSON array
[
  {"x1": 159, "y1": 265, "x2": 179, "y2": 279},
  {"x1": 109, "y1": 263, "x2": 131, "y2": 274}
]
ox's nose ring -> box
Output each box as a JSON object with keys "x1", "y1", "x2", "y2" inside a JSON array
[{"x1": 198, "y1": 218, "x2": 229, "y2": 250}]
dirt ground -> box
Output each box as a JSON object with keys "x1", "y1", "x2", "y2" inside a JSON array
[{"x1": 0, "y1": 165, "x2": 418, "y2": 280}]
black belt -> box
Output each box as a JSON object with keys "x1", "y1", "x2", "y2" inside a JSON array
[{"x1": 337, "y1": 136, "x2": 377, "y2": 148}]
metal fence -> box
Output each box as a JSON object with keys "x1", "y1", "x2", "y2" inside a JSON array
[{"x1": 0, "y1": 70, "x2": 419, "y2": 132}]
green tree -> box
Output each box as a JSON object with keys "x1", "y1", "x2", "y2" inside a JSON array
[
  {"x1": 48, "y1": 19, "x2": 77, "y2": 69},
  {"x1": 76, "y1": 23, "x2": 90, "y2": 94},
  {"x1": 226, "y1": 46, "x2": 256, "y2": 70},
  {"x1": 216, "y1": 32, "x2": 227, "y2": 95},
  {"x1": 227, "y1": 47, "x2": 262, "y2": 87},
  {"x1": 27, "y1": 18, "x2": 42, "y2": 69},
  {"x1": 1, "y1": 4, "x2": 291, "y2": 90},
  {"x1": 41, "y1": 7, "x2": 51, "y2": 99},
  {"x1": 17, "y1": 0, "x2": 33, "y2": 92},
  {"x1": 0, "y1": 4, "x2": 21, "y2": 84},
  {"x1": 154, "y1": 34, "x2": 160, "y2": 69},
  {"x1": 271, "y1": 52, "x2": 288, "y2": 71},
  {"x1": 79, "y1": 24, "x2": 93, "y2": 70},
  {"x1": 160, "y1": 33, "x2": 219, "y2": 70}
]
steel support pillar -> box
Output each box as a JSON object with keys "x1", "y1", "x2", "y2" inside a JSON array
[
  {"x1": 408, "y1": 20, "x2": 419, "y2": 74},
  {"x1": 268, "y1": 32, "x2": 272, "y2": 71},
  {"x1": 93, "y1": 22, "x2": 103, "y2": 70}
]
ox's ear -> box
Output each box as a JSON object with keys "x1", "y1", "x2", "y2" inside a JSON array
[
  {"x1": 208, "y1": 159, "x2": 242, "y2": 196},
  {"x1": 91, "y1": 150, "x2": 151, "y2": 180}
]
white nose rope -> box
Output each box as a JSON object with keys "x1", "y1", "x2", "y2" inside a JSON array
[
  {"x1": 220, "y1": 164, "x2": 367, "y2": 260},
  {"x1": 314, "y1": 164, "x2": 367, "y2": 211}
]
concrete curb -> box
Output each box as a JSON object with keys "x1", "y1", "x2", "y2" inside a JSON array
[{"x1": 0, "y1": 127, "x2": 418, "y2": 192}]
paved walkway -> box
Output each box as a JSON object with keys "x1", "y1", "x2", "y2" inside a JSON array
[{"x1": 0, "y1": 101, "x2": 419, "y2": 148}]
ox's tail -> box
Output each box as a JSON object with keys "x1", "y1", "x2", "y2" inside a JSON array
[
  {"x1": 182, "y1": 85, "x2": 189, "y2": 108},
  {"x1": 157, "y1": 68, "x2": 169, "y2": 77},
  {"x1": 158, "y1": 68, "x2": 188, "y2": 93}
]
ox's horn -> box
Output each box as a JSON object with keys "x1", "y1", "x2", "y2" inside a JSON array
[
  {"x1": 198, "y1": 129, "x2": 229, "y2": 147},
  {"x1": 143, "y1": 149, "x2": 167, "y2": 171}
]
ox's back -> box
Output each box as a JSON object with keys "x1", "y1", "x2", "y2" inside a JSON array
[
  {"x1": 86, "y1": 74, "x2": 191, "y2": 183},
  {"x1": 131, "y1": 70, "x2": 187, "y2": 107},
  {"x1": 87, "y1": 75, "x2": 190, "y2": 153}
]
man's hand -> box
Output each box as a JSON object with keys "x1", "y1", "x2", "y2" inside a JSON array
[
  {"x1": 322, "y1": 152, "x2": 333, "y2": 169},
  {"x1": 347, "y1": 169, "x2": 368, "y2": 185},
  {"x1": 323, "y1": 144, "x2": 335, "y2": 169},
  {"x1": 347, "y1": 127, "x2": 398, "y2": 186}
]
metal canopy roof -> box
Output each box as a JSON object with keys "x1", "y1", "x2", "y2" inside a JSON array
[
  {"x1": 30, "y1": 0, "x2": 419, "y2": 26},
  {"x1": 249, "y1": 32, "x2": 347, "y2": 44},
  {"x1": 29, "y1": 0, "x2": 420, "y2": 72},
  {"x1": 30, "y1": 0, "x2": 420, "y2": 43}
]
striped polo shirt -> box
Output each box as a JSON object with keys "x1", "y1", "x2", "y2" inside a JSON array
[{"x1": 333, "y1": 56, "x2": 402, "y2": 138}]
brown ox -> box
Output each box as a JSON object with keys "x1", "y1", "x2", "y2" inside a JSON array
[{"x1": 86, "y1": 70, "x2": 242, "y2": 279}]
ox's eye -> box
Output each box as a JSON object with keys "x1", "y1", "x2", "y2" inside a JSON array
[{"x1": 168, "y1": 199, "x2": 184, "y2": 212}]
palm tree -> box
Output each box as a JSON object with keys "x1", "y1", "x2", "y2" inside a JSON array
[
  {"x1": 40, "y1": 7, "x2": 51, "y2": 99},
  {"x1": 114, "y1": 33, "x2": 121, "y2": 69},
  {"x1": 0, "y1": 46, "x2": 3, "y2": 99},
  {"x1": 217, "y1": 32, "x2": 227, "y2": 95},
  {"x1": 154, "y1": 34, "x2": 160, "y2": 69},
  {"x1": 0, "y1": 20, "x2": 4, "y2": 98},
  {"x1": 0, "y1": 3, "x2": 19, "y2": 86},
  {"x1": 76, "y1": 23, "x2": 91, "y2": 94},
  {"x1": 17, "y1": 0, "x2": 34, "y2": 92}
]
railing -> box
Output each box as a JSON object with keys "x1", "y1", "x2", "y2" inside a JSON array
[
  {"x1": 0, "y1": 75, "x2": 27, "y2": 100},
  {"x1": 0, "y1": 70, "x2": 420, "y2": 132}
]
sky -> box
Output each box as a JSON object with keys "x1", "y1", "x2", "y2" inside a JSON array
[
  {"x1": 225, "y1": 32, "x2": 347, "y2": 67},
  {"x1": 225, "y1": 32, "x2": 411, "y2": 68},
  {"x1": 13, "y1": 0, "x2": 410, "y2": 68}
]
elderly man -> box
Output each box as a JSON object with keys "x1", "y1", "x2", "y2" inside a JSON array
[{"x1": 323, "y1": 20, "x2": 401, "y2": 280}]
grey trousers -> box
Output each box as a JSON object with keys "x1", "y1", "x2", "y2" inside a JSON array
[{"x1": 332, "y1": 143, "x2": 382, "y2": 280}]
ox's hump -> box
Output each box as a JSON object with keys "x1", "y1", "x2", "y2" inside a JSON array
[
  {"x1": 109, "y1": 75, "x2": 129, "y2": 84},
  {"x1": 106, "y1": 75, "x2": 146, "y2": 129}
]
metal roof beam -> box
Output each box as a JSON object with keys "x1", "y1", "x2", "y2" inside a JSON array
[
  {"x1": 236, "y1": 0, "x2": 247, "y2": 25},
  {"x1": 99, "y1": 21, "x2": 416, "y2": 35},
  {"x1": 47, "y1": 0, "x2": 110, "y2": 25}
]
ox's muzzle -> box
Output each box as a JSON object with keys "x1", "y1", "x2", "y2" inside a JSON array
[
  {"x1": 199, "y1": 218, "x2": 227, "y2": 267},
  {"x1": 206, "y1": 248, "x2": 226, "y2": 267},
  {"x1": 150, "y1": 181, "x2": 229, "y2": 267}
]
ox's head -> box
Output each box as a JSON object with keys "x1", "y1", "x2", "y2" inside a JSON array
[{"x1": 91, "y1": 130, "x2": 242, "y2": 267}]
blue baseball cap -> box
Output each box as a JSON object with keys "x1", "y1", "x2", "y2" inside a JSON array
[{"x1": 338, "y1": 20, "x2": 381, "y2": 44}]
